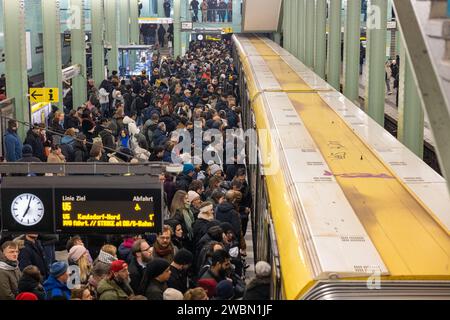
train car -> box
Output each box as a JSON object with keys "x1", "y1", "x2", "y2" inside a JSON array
[{"x1": 233, "y1": 34, "x2": 450, "y2": 300}]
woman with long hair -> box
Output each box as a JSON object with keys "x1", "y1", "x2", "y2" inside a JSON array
[
  {"x1": 68, "y1": 245, "x2": 93, "y2": 285},
  {"x1": 170, "y1": 190, "x2": 195, "y2": 245}
]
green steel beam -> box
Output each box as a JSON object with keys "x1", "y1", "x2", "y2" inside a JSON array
[
  {"x1": 274, "y1": 32, "x2": 281, "y2": 45},
  {"x1": 397, "y1": 37, "x2": 424, "y2": 158},
  {"x1": 71, "y1": 0, "x2": 87, "y2": 108},
  {"x1": 42, "y1": 0, "x2": 63, "y2": 109},
  {"x1": 119, "y1": 0, "x2": 130, "y2": 45},
  {"x1": 291, "y1": 0, "x2": 298, "y2": 57},
  {"x1": 344, "y1": 0, "x2": 361, "y2": 103},
  {"x1": 130, "y1": 0, "x2": 140, "y2": 44},
  {"x1": 105, "y1": 0, "x2": 118, "y2": 75},
  {"x1": 365, "y1": 0, "x2": 387, "y2": 125},
  {"x1": 158, "y1": 0, "x2": 165, "y2": 17},
  {"x1": 91, "y1": 0, "x2": 105, "y2": 87},
  {"x1": 327, "y1": 0, "x2": 342, "y2": 90},
  {"x1": 173, "y1": 0, "x2": 181, "y2": 57},
  {"x1": 284, "y1": 0, "x2": 291, "y2": 52},
  {"x1": 297, "y1": 0, "x2": 305, "y2": 61},
  {"x1": 314, "y1": 0, "x2": 327, "y2": 78},
  {"x1": 305, "y1": 0, "x2": 315, "y2": 68},
  {"x1": 3, "y1": 0, "x2": 29, "y2": 138},
  {"x1": 232, "y1": 0, "x2": 242, "y2": 31}
]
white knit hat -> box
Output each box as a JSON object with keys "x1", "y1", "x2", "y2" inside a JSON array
[
  {"x1": 187, "y1": 191, "x2": 200, "y2": 204},
  {"x1": 163, "y1": 288, "x2": 184, "y2": 300},
  {"x1": 255, "y1": 261, "x2": 271, "y2": 278}
]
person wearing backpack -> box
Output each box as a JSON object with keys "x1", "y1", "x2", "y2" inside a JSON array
[
  {"x1": 60, "y1": 128, "x2": 77, "y2": 162},
  {"x1": 142, "y1": 113, "x2": 160, "y2": 151}
]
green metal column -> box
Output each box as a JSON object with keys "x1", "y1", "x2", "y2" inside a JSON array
[
  {"x1": 158, "y1": 0, "x2": 165, "y2": 17},
  {"x1": 105, "y1": 0, "x2": 118, "y2": 75},
  {"x1": 232, "y1": 0, "x2": 242, "y2": 32},
  {"x1": 274, "y1": 33, "x2": 281, "y2": 45},
  {"x1": 91, "y1": 0, "x2": 105, "y2": 87},
  {"x1": 290, "y1": 0, "x2": 298, "y2": 58},
  {"x1": 42, "y1": 0, "x2": 63, "y2": 109},
  {"x1": 297, "y1": 0, "x2": 305, "y2": 61},
  {"x1": 305, "y1": 0, "x2": 315, "y2": 68},
  {"x1": 71, "y1": 0, "x2": 87, "y2": 108},
  {"x1": 365, "y1": 0, "x2": 387, "y2": 125},
  {"x1": 344, "y1": 0, "x2": 361, "y2": 103},
  {"x1": 174, "y1": 0, "x2": 182, "y2": 58},
  {"x1": 314, "y1": 0, "x2": 327, "y2": 78},
  {"x1": 284, "y1": 0, "x2": 291, "y2": 52},
  {"x1": 3, "y1": 0, "x2": 29, "y2": 138},
  {"x1": 119, "y1": 0, "x2": 130, "y2": 45},
  {"x1": 397, "y1": 38, "x2": 424, "y2": 158},
  {"x1": 130, "y1": 0, "x2": 140, "y2": 44},
  {"x1": 328, "y1": 0, "x2": 342, "y2": 90}
]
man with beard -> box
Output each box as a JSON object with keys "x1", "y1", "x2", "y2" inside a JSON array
[
  {"x1": 152, "y1": 225, "x2": 177, "y2": 263},
  {"x1": 128, "y1": 239, "x2": 153, "y2": 294},
  {"x1": 0, "y1": 241, "x2": 21, "y2": 299},
  {"x1": 97, "y1": 260, "x2": 134, "y2": 300},
  {"x1": 197, "y1": 249, "x2": 231, "y2": 298}
]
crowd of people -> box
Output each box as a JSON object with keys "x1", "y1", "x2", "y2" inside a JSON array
[{"x1": 0, "y1": 39, "x2": 271, "y2": 300}]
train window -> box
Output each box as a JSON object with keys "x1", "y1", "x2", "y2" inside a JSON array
[{"x1": 268, "y1": 216, "x2": 282, "y2": 300}]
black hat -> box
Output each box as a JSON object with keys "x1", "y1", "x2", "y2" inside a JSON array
[
  {"x1": 173, "y1": 249, "x2": 193, "y2": 266},
  {"x1": 219, "y1": 222, "x2": 234, "y2": 235},
  {"x1": 145, "y1": 258, "x2": 170, "y2": 279}
]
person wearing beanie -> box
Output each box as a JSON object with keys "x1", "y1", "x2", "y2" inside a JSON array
[
  {"x1": 188, "y1": 190, "x2": 202, "y2": 219},
  {"x1": 163, "y1": 287, "x2": 184, "y2": 300},
  {"x1": 16, "y1": 144, "x2": 42, "y2": 163},
  {"x1": 167, "y1": 249, "x2": 193, "y2": 294},
  {"x1": 141, "y1": 258, "x2": 171, "y2": 300},
  {"x1": 209, "y1": 164, "x2": 223, "y2": 177},
  {"x1": 68, "y1": 245, "x2": 87, "y2": 264},
  {"x1": 43, "y1": 261, "x2": 71, "y2": 300},
  {"x1": 68, "y1": 244, "x2": 92, "y2": 284},
  {"x1": 97, "y1": 260, "x2": 134, "y2": 300},
  {"x1": 244, "y1": 261, "x2": 271, "y2": 300},
  {"x1": 192, "y1": 202, "x2": 216, "y2": 248},
  {"x1": 16, "y1": 292, "x2": 38, "y2": 300},
  {"x1": 4, "y1": 119, "x2": 23, "y2": 162},
  {"x1": 212, "y1": 280, "x2": 234, "y2": 300},
  {"x1": 176, "y1": 164, "x2": 196, "y2": 192}
]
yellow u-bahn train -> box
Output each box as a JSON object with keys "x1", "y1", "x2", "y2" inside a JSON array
[{"x1": 233, "y1": 34, "x2": 450, "y2": 300}]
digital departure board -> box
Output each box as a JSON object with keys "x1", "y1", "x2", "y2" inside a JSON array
[
  {"x1": 1, "y1": 176, "x2": 163, "y2": 235},
  {"x1": 55, "y1": 188, "x2": 162, "y2": 234}
]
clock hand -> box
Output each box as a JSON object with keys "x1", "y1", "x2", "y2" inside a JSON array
[{"x1": 22, "y1": 197, "x2": 33, "y2": 218}]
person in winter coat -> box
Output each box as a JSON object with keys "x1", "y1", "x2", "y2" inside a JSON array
[
  {"x1": 47, "y1": 144, "x2": 66, "y2": 164},
  {"x1": 140, "y1": 258, "x2": 171, "y2": 300},
  {"x1": 16, "y1": 144, "x2": 42, "y2": 163},
  {"x1": 167, "y1": 249, "x2": 193, "y2": 294},
  {"x1": 73, "y1": 134, "x2": 89, "y2": 162},
  {"x1": 152, "y1": 226, "x2": 178, "y2": 263},
  {"x1": 176, "y1": 163, "x2": 195, "y2": 192},
  {"x1": 4, "y1": 119, "x2": 23, "y2": 162},
  {"x1": 92, "y1": 245, "x2": 118, "y2": 277},
  {"x1": 164, "y1": 219, "x2": 187, "y2": 250},
  {"x1": 60, "y1": 128, "x2": 77, "y2": 162},
  {"x1": 18, "y1": 234, "x2": 48, "y2": 279},
  {"x1": 129, "y1": 239, "x2": 153, "y2": 295},
  {"x1": 0, "y1": 241, "x2": 21, "y2": 300},
  {"x1": 99, "y1": 122, "x2": 116, "y2": 152},
  {"x1": 152, "y1": 122, "x2": 168, "y2": 148},
  {"x1": 97, "y1": 260, "x2": 134, "y2": 300},
  {"x1": 17, "y1": 265, "x2": 46, "y2": 300},
  {"x1": 24, "y1": 126, "x2": 45, "y2": 161},
  {"x1": 244, "y1": 261, "x2": 271, "y2": 300},
  {"x1": 215, "y1": 190, "x2": 242, "y2": 244},
  {"x1": 192, "y1": 202, "x2": 216, "y2": 249},
  {"x1": 43, "y1": 262, "x2": 71, "y2": 300},
  {"x1": 170, "y1": 190, "x2": 195, "y2": 244}
]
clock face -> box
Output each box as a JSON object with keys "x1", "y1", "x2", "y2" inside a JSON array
[{"x1": 11, "y1": 193, "x2": 45, "y2": 226}]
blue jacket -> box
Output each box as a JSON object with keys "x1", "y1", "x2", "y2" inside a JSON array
[
  {"x1": 43, "y1": 275, "x2": 71, "y2": 300},
  {"x1": 4, "y1": 129, "x2": 22, "y2": 162}
]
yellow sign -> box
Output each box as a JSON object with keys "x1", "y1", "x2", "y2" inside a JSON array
[
  {"x1": 222, "y1": 27, "x2": 233, "y2": 34},
  {"x1": 206, "y1": 35, "x2": 221, "y2": 42},
  {"x1": 29, "y1": 88, "x2": 59, "y2": 103}
]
